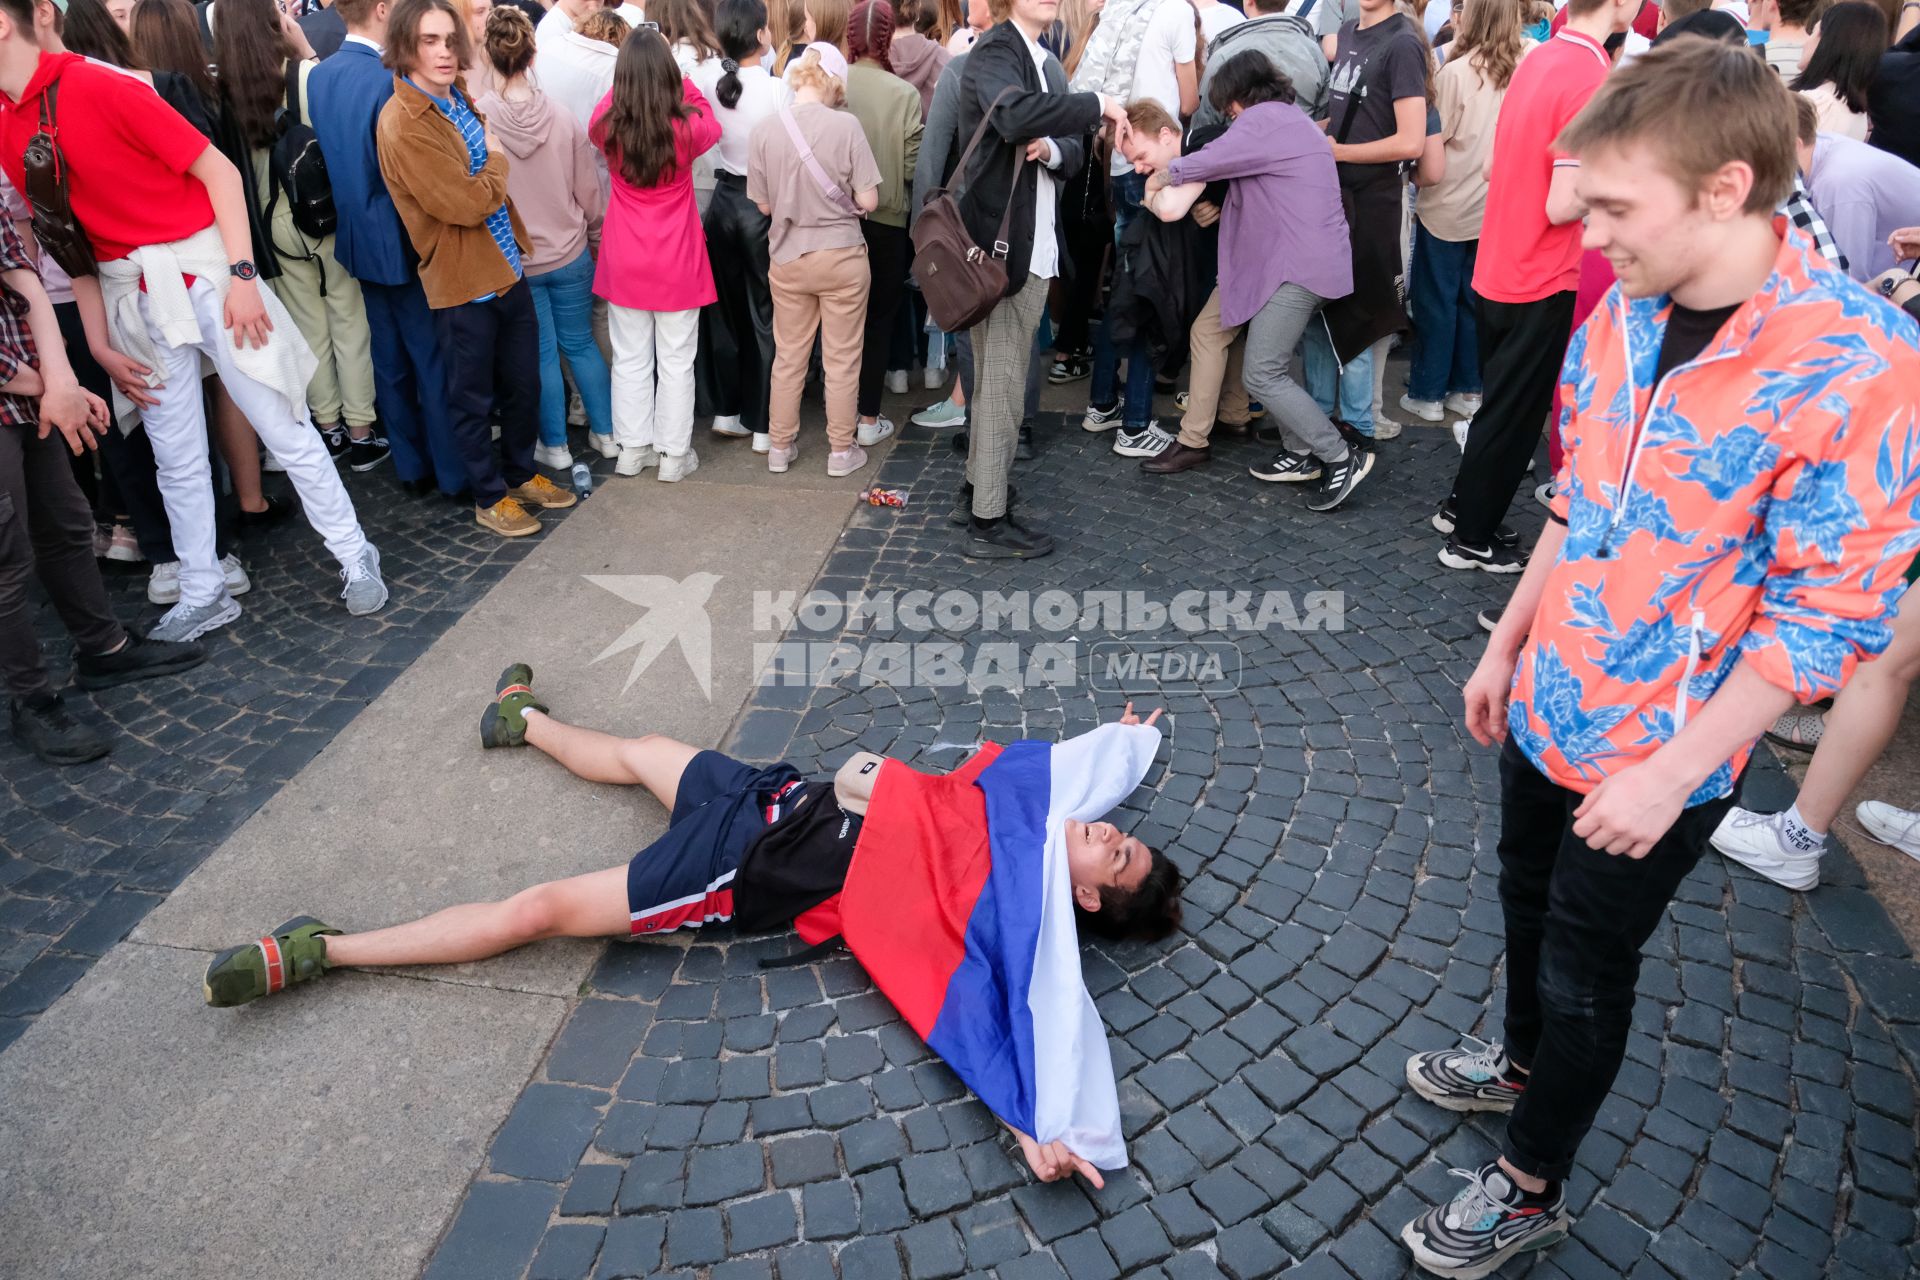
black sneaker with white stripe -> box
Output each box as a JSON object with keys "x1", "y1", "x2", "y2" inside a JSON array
[
  {"x1": 1249, "y1": 450, "x2": 1322, "y2": 483},
  {"x1": 1439, "y1": 537, "x2": 1523, "y2": 574},
  {"x1": 1431, "y1": 499, "x2": 1519, "y2": 549},
  {"x1": 1111, "y1": 422, "x2": 1172, "y2": 458},
  {"x1": 1400, "y1": 1163, "x2": 1571, "y2": 1280},
  {"x1": 1406, "y1": 1037, "x2": 1526, "y2": 1112},
  {"x1": 1306, "y1": 449, "x2": 1373, "y2": 512}
]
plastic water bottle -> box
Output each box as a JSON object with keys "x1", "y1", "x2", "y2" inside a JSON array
[{"x1": 571, "y1": 461, "x2": 593, "y2": 497}]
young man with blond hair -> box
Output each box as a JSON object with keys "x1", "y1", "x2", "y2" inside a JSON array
[{"x1": 1399, "y1": 37, "x2": 1919, "y2": 1278}]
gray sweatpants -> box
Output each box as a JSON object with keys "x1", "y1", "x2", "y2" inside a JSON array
[{"x1": 1242, "y1": 284, "x2": 1350, "y2": 462}]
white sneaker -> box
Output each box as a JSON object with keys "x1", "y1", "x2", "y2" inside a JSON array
[
  {"x1": 588, "y1": 431, "x2": 620, "y2": 459},
  {"x1": 711, "y1": 415, "x2": 750, "y2": 438},
  {"x1": 1111, "y1": 422, "x2": 1173, "y2": 458},
  {"x1": 1856, "y1": 801, "x2": 1920, "y2": 863},
  {"x1": 1399, "y1": 395, "x2": 1445, "y2": 423},
  {"x1": 339, "y1": 545, "x2": 388, "y2": 617},
  {"x1": 657, "y1": 450, "x2": 699, "y2": 483},
  {"x1": 1370, "y1": 419, "x2": 1403, "y2": 441},
  {"x1": 147, "y1": 561, "x2": 182, "y2": 605},
  {"x1": 1535, "y1": 480, "x2": 1555, "y2": 507},
  {"x1": 533, "y1": 443, "x2": 575, "y2": 470},
  {"x1": 221, "y1": 554, "x2": 252, "y2": 597},
  {"x1": 911, "y1": 399, "x2": 965, "y2": 429},
  {"x1": 768, "y1": 443, "x2": 798, "y2": 474},
  {"x1": 1445, "y1": 392, "x2": 1482, "y2": 417},
  {"x1": 1712, "y1": 808, "x2": 1821, "y2": 891},
  {"x1": 827, "y1": 444, "x2": 869, "y2": 477},
  {"x1": 885, "y1": 369, "x2": 910, "y2": 395},
  {"x1": 148, "y1": 593, "x2": 241, "y2": 643},
  {"x1": 924, "y1": 366, "x2": 944, "y2": 390},
  {"x1": 1454, "y1": 419, "x2": 1471, "y2": 451},
  {"x1": 752, "y1": 432, "x2": 772, "y2": 455},
  {"x1": 856, "y1": 416, "x2": 896, "y2": 447},
  {"x1": 615, "y1": 445, "x2": 659, "y2": 476}
]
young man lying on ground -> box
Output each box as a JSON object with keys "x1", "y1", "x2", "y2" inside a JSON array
[{"x1": 204, "y1": 668, "x2": 1183, "y2": 1185}]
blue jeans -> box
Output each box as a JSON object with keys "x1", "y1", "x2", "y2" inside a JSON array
[
  {"x1": 1300, "y1": 319, "x2": 1375, "y2": 436},
  {"x1": 527, "y1": 249, "x2": 613, "y2": 446},
  {"x1": 1090, "y1": 170, "x2": 1156, "y2": 427},
  {"x1": 1406, "y1": 226, "x2": 1482, "y2": 402}
]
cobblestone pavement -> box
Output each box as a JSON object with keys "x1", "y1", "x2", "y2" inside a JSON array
[
  {"x1": 428, "y1": 420, "x2": 1920, "y2": 1280},
  {"x1": 0, "y1": 460, "x2": 597, "y2": 1052}
]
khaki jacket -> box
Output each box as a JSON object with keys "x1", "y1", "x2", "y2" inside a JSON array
[{"x1": 375, "y1": 73, "x2": 533, "y2": 309}]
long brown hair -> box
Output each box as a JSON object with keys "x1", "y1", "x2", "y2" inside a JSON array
[
  {"x1": 129, "y1": 0, "x2": 216, "y2": 99},
  {"x1": 654, "y1": 0, "x2": 725, "y2": 59},
  {"x1": 1450, "y1": 0, "x2": 1522, "y2": 90},
  {"x1": 1059, "y1": 0, "x2": 1099, "y2": 76},
  {"x1": 770, "y1": 0, "x2": 809, "y2": 69},
  {"x1": 592, "y1": 30, "x2": 693, "y2": 188},
  {"x1": 213, "y1": 0, "x2": 295, "y2": 149}
]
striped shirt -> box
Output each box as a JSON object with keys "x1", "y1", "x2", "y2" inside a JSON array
[{"x1": 410, "y1": 79, "x2": 522, "y2": 300}]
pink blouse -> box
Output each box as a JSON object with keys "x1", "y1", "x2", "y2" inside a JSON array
[{"x1": 591, "y1": 78, "x2": 722, "y2": 312}]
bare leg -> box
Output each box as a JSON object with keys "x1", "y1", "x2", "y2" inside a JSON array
[
  {"x1": 522, "y1": 709, "x2": 701, "y2": 812},
  {"x1": 324, "y1": 865, "x2": 631, "y2": 968},
  {"x1": 1794, "y1": 594, "x2": 1920, "y2": 831},
  {"x1": 211, "y1": 381, "x2": 270, "y2": 515}
]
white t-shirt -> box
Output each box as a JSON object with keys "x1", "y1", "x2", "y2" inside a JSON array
[
  {"x1": 1110, "y1": 0, "x2": 1198, "y2": 175},
  {"x1": 698, "y1": 59, "x2": 783, "y2": 176},
  {"x1": 1197, "y1": 1, "x2": 1245, "y2": 43},
  {"x1": 1022, "y1": 26, "x2": 1062, "y2": 279},
  {"x1": 537, "y1": 29, "x2": 619, "y2": 132},
  {"x1": 535, "y1": 2, "x2": 574, "y2": 48}
]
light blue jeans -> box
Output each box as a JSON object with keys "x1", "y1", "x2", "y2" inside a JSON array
[
  {"x1": 1300, "y1": 318, "x2": 1375, "y2": 437},
  {"x1": 527, "y1": 249, "x2": 613, "y2": 446}
]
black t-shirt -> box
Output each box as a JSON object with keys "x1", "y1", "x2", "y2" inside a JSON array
[
  {"x1": 1325, "y1": 14, "x2": 1428, "y2": 149},
  {"x1": 1653, "y1": 301, "x2": 1739, "y2": 386},
  {"x1": 730, "y1": 782, "x2": 865, "y2": 932}
]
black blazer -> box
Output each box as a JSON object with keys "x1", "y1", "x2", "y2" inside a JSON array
[{"x1": 954, "y1": 22, "x2": 1100, "y2": 297}]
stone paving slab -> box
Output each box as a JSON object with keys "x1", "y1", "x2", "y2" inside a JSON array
[
  {"x1": 429, "y1": 417, "x2": 1920, "y2": 1280},
  {"x1": 0, "y1": 941, "x2": 565, "y2": 1280}
]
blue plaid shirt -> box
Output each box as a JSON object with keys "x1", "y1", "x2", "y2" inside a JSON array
[{"x1": 407, "y1": 79, "x2": 522, "y2": 300}]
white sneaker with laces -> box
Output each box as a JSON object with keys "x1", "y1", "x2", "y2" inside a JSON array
[
  {"x1": 1399, "y1": 394, "x2": 1444, "y2": 422},
  {"x1": 1712, "y1": 808, "x2": 1821, "y2": 891},
  {"x1": 657, "y1": 450, "x2": 699, "y2": 483},
  {"x1": 1445, "y1": 392, "x2": 1482, "y2": 416},
  {"x1": 340, "y1": 545, "x2": 388, "y2": 617},
  {"x1": 221, "y1": 554, "x2": 252, "y2": 597},
  {"x1": 856, "y1": 416, "x2": 896, "y2": 447},
  {"x1": 148, "y1": 561, "x2": 182, "y2": 605},
  {"x1": 1111, "y1": 422, "x2": 1173, "y2": 458},
  {"x1": 1856, "y1": 801, "x2": 1920, "y2": 862},
  {"x1": 615, "y1": 445, "x2": 659, "y2": 476}
]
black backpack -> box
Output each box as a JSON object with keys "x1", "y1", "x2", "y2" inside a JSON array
[{"x1": 267, "y1": 60, "x2": 337, "y2": 243}]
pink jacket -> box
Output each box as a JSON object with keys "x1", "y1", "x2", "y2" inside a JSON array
[
  {"x1": 590, "y1": 77, "x2": 721, "y2": 311},
  {"x1": 475, "y1": 87, "x2": 603, "y2": 276}
]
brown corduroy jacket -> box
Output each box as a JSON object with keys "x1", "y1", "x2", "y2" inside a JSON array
[{"x1": 374, "y1": 74, "x2": 533, "y2": 309}]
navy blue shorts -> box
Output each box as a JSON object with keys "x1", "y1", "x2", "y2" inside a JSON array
[{"x1": 626, "y1": 751, "x2": 802, "y2": 935}]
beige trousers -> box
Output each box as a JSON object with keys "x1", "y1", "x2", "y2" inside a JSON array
[
  {"x1": 768, "y1": 244, "x2": 871, "y2": 453},
  {"x1": 1177, "y1": 287, "x2": 1251, "y2": 450}
]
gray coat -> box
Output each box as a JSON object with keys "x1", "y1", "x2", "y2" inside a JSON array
[
  {"x1": 912, "y1": 51, "x2": 968, "y2": 220},
  {"x1": 1193, "y1": 13, "x2": 1330, "y2": 133}
]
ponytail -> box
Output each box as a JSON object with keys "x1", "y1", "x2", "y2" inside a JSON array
[{"x1": 715, "y1": 0, "x2": 769, "y2": 107}]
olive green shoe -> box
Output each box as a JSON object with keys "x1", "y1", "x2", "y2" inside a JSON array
[
  {"x1": 481, "y1": 662, "x2": 548, "y2": 748},
  {"x1": 203, "y1": 915, "x2": 341, "y2": 1007}
]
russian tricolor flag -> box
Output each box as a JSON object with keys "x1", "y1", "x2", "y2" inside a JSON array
[{"x1": 840, "y1": 723, "x2": 1162, "y2": 1170}]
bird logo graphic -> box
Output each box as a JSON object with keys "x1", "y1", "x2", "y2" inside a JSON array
[{"x1": 585, "y1": 573, "x2": 722, "y2": 698}]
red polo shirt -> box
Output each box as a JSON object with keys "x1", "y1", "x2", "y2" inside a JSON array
[
  {"x1": 1471, "y1": 29, "x2": 1611, "y2": 304},
  {"x1": 0, "y1": 52, "x2": 214, "y2": 262}
]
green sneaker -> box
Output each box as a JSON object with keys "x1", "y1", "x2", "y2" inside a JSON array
[
  {"x1": 481, "y1": 662, "x2": 548, "y2": 748},
  {"x1": 203, "y1": 915, "x2": 341, "y2": 1007}
]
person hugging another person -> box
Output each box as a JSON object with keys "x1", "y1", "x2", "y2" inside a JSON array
[{"x1": 591, "y1": 24, "x2": 722, "y2": 482}]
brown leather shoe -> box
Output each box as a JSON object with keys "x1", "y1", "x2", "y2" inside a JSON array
[
  {"x1": 507, "y1": 474, "x2": 578, "y2": 510},
  {"x1": 1213, "y1": 419, "x2": 1253, "y2": 438},
  {"x1": 1141, "y1": 442, "x2": 1212, "y2": 474},
  {"x1": 477, "y1": 496, "x2": 541, "y2": 537}
]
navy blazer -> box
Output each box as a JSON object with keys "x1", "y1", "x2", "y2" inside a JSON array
[{"x1": 307, "y1": 39, "x2": 413, "y2": 286}]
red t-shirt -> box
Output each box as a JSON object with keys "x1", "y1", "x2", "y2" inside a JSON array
[
  {"x1": 1470, "y1": 30, "x2": 1611, "y2": 304},
  {"x1": 0, "y1": 52, "x2": 214, "y2": 262},
  {"x1": 1549, "y1": 1, "x2": 1660, "y2": 41}
]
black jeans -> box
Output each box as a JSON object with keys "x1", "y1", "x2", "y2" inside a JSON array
[
  {"x1": 1497, "y1": 738, "x2": 1736, "y2": 1181},
  {"x1": 857, "y1": 221, "x2": 910, "y2": 419},
  {"x1": 434, "y1": 282, "x2": 540, "y2": 509},
  {"x1": 698, "y1": 175, "x2": 776, "y2": 434},
  {"x1": 1446, "y1": 290, "x2": 1575, "y2": 546}
]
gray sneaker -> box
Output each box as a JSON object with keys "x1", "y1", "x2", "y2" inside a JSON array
[
  {"x1": 341, "y1": 546, "x2": 388, "y2": 617},
  {"x1": 149, "y1": 593, "x2": 242, "y2": 643}
]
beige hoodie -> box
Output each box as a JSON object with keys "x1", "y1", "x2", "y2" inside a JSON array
[{"x1": 474, "y1": 86, "x2": 606, "y2": 276}]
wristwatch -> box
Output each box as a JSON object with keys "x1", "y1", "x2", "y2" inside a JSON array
[{"x1": 229, "y1": 260, "x2": 259, "y2": 281}]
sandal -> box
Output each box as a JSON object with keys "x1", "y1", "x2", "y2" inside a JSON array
[
  {"x1": 1764, "y1": 710, "x2": 1827, "y2": 751},
  {"x1": 204, "y1": 915, "x2": 340, "y2": 1006}
]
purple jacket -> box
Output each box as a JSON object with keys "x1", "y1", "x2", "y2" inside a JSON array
[{"x1": 1167, "y1": 100, "x2": 1352, "y2": 327}]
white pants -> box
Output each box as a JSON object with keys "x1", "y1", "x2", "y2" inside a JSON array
[
  {"x1": 140, "y1": 280, "x2": 370, "y2": 607},
  {"x1": 608, "y1": 305, "x2": 699, "y2": 458}
]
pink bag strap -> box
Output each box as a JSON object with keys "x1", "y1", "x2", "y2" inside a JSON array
[{"x1": 778, "y1": 104, "x2": 864, "y2": 220}]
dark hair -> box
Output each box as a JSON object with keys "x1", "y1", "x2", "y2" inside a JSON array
[
  {"x1": 213, "y1": 0, "x2": 293, "y2": 150},
  {"x1": 0, "y1": 0, "x2": 36, "y2": 38},
  {"x1": 1206, "y1": 49, "x2": 1294, "y2": 115},
  {"x1": 849, "y1": 0, "x2": 892, "y2": 71},
  {"x1": 654, "y1": 0, "x2": 723, "y2": 59},
  {"x1": 130, "y1": 0, "x2": 216, "y2": 100},
  {"x1": 1792, "y1": 0, "x2": 1887, "y2": 114},
  {"x1": 62, "y1": 0, "x2": 142, "y2": 64},
  {"x1": 714, "y1": 0, "x2": 767, "y2": 108},
  {"x1": 384, "y1": 0, "x2": 473, "y2": 72},
  {"x1": 484, "y1": 0, "x2": 536, "y2": 75},
  {"x1": 1073, "y1": 847, "x2": 1183, "y2": 944},
  {"x1": 592, "y1": 29, "x2": 691, "y2": 188}
]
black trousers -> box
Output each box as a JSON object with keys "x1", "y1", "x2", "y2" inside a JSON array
[
  {"x1": 1496, "y1": 738, "x2": 1736, "y2": 1181},
  {"x1": 434, "y1": 282, "x2": 540, "y2": 509},
  {"x1": 857, "y1": 221, "x2": 910, "y2": 419},
  {"x1": 1, "y1": 423, "x2": 126, "y2": 699},
  {"x1": 1054, "y1": 210, "x2": 1109, "y2": 358},
  {"x1": 698, "y1": 175, "x2": 776, "y2": 434},
  {"x1": 1447, "y1": 290, "x2": 1576, "y2": 546}
]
